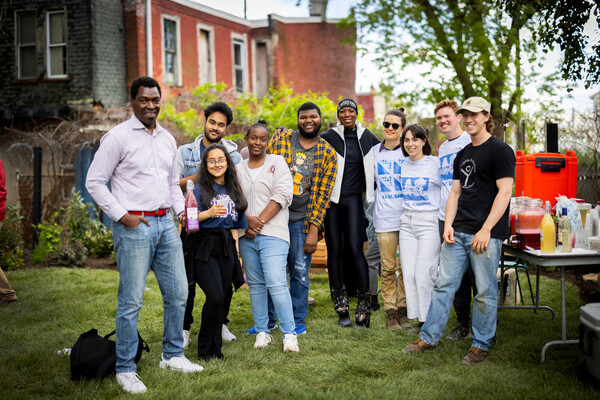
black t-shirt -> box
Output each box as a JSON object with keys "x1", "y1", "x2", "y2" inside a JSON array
[
  {"x1": 452, "y1": 136, "x2": 515, "y2": 240},
  {"x1": 340, "y1": 126, "x2": 366, "y2": 195}
]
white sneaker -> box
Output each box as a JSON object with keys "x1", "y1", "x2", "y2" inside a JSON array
[
  {"x1": 182, "y1": 330, "x2": 190, "y2": 349},
  {"x1": 116, "y1": 372, "x2": 147, "y2": 394},
  {"x1": 254, "y1": 332, "x2": 273, "y2": 348},
  {"x1": 222, "y1": 324, "x2": 236, "y2": 341},
  {"x1": 159, "y1": 354, "x2": 204, "y2": 373},
  {"x1": 283, "y1": 334, "x2": 299, "y2": 352}
]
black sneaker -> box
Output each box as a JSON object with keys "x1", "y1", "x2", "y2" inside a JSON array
[{"x1": 446, "y1": 323, "x2": 471, "y2": 341}]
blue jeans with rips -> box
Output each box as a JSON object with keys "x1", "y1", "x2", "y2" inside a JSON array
[
  {"x1": 420, "y1": 232, "x2": 502, "y2": 351},
  {"x1": 112, "y1": 213, "x2": 188, "y2": 373},
  {"x1": 239, "y1": 235, "x2": 295, "y2": 334},
  {"x1": 267, "y1": 220, "x2": 312, "y2": 327}
]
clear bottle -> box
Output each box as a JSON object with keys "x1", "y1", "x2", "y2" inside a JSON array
[
  {"x1": 57, "y1": 348, "x2": 71, "y2": 357},
  {"x1": 558, "y1": 207, "x2": 572, "y2": 253},
  {"x1": 185, "y1": 180, "x2": 199, "y2": 230},
  {"x1": 540, "y1": 201, "x2": 556, "y2": 253}
]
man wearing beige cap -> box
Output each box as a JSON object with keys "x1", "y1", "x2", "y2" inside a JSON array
[{"x1": 403, "y1": 96, "x2": 515, "y2": 365}]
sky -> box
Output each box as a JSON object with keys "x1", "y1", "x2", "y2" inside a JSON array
[{"x1": 193, "y1": 0, "x2": 599, "y2": 117}]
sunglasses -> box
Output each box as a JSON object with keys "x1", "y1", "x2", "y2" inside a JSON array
[{"x1": 383, "y1": 121, "x2": 401, "y2": 130}]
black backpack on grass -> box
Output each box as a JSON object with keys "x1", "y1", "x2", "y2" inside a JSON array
[{"x1": 70, "y1": 328, "x2": 149, "y2": 381}]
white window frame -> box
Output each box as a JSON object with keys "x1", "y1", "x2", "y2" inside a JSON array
[
  {"x1": 16, "y1": 10, "x2": 37, "y2": 80},
  {"x1": 45, "y1": 9, "x2": 67, "y2": 79},
  {"x1": 251, "y1": 38, "x2": 270, "y2": 97},
  {"x1": 196, "y1": 23, "x2": 216, "y2": 85},
  {"x1": 161, "y1": 14, "x2": 182, "y2": 87},
  {"x1": 231, "y1": 32, "x2": 249, "y2": 93}
]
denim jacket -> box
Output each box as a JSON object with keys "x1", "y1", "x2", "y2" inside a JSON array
[{"x1": 176, "y1": 135, "x2": 242, "y2": 178}]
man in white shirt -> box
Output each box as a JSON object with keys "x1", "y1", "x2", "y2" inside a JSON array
[
  {"x1": 86, "y1": 77, "x2": 202, "y2": 395},
  {"x1": 435, "y1": 100, "x2": 474, "y2": 342}
]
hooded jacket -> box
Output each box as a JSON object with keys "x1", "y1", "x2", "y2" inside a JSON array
[{"x1": 321, "y1": 121, "x2": 380, "y2": 203}]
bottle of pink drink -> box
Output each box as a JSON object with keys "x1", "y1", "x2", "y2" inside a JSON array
[{"x1": 185, "y1": 180, "x2": 199, "y2": 230}]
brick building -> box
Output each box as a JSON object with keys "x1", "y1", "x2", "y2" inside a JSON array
[
  {"x1": 0, "y1": 0, "x2": 128, "y2": 122},
  {"x1": 0, "y1": 0, "x2": 357, "y2": 205},
  {"x1": 123, "y1": 0, "x2": 356, "y2": 101}
]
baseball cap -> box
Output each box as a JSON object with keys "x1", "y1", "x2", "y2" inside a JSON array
[{"x1": 457, "y1": 97, "x2": 491, "y2": 114}]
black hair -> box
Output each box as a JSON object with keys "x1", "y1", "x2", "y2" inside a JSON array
[
  {"x1": 385, "y1": 108, "x2": 407, "y2": 129},
  {"x1": 204, "y1": 102, "x2": 234, "y2": 126},
  {"x1": 131, "y1": 76, "x2": 161, "y2": 99},
  {"x1": 297, "y1": 102, "x2": 321, "y2": 117},
  {"x1": 401, "y1": 124, "x2": 432, "y2": 157},
  {"x1": 194, "y1": 144, "x2": 248, "y2": 214},
  {"x1": 245, "y1": 119, "x2": 270, "y2": 139}
]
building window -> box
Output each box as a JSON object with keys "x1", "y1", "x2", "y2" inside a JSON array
[
  {"x1": 197, "y1": 25, "x2": 215, "y2": 85},
  {"x1": 232, "y1": 37, "x2": 248, "y2": 93},
  {"x1": 16, "y1": 11, "x2": 37, "y2": 79},
  {"x1": 46, "y1": 10, "x2": 67, "y2": 78},
  {"x1": 162, "y1": 15, "x2": 181, "y2": 86}
]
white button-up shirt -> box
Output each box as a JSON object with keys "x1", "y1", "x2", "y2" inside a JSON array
[{"x1": 86, "y1": 115, "x2": 185, "y2": 222}]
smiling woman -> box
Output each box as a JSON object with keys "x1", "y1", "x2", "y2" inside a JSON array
[
  {"x1": 236, "y1": 120, "x2": 299, "y2": 352},
  {"x1": 398, "y1": 124, "x2": 441, "y2": 332}
]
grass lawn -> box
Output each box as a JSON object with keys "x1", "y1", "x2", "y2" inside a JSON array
[{"x1": 0, "y1": 266, "x2": 598, "y2": 399}]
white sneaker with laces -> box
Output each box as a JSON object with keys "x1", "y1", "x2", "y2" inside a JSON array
[
  {"x1": 182, "y1": 330, "x2": 190, "y2": 349},
  {"x1": 283, "y1": 334, "x2": 299, "y2": 352},
  {"x1": 159, "y1": 354, "x2": 204, "y2": 373},
  {"x1": 116, "y1": 372, "x2": 147, "y2": 394},
  {"x1": 222, "y1": 324, "x2": 236, "y2": 341},
  {"x1": 254, "y1": 332, "x2": 273, "y2": 348}
]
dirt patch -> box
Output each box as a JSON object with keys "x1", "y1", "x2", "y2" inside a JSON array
[
  {"x1": 21, "y1": 256, "x2": 117, "y2": 271},
  {"x1": 539, "y1": 266, "x2": 600, "y2": 303}
]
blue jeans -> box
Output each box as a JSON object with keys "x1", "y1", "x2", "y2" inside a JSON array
[
  {"x1": 421, "y1": 232, "x2": 502, "y2": 351},
  {"x1": 268, "y1": 220, "x2": 312, "y2": 326},
  {"x1": 239, "y1": 235, "x2": 295, "y2": 334},
  {"x1": 112, "y1": 213, "x2": 188, "y2": 373}
]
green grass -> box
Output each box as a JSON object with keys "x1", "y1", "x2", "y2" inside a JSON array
[{"x1": 0, "y1": 267, "x2": 598, "y2": 399}]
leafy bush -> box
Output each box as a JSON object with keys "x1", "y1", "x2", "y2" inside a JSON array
[
  {"x1": 32, "y1": 191, "x2": 114, "y2": 265},
  {"x1": 51, "y1": 239, "x2": 87, "y2": 267},
  {"x1": 32, "y1": 213, "x2": 62, "y2": 264},
  {"x1": 84, "y1": 219, "x2": 114, "y2": 258},
  {"x1": 0, "y1": 203, "x2": 25, "y2": 270},
  {"x1": 159, "y1": 82, "x2": 343, "y2": 143}
]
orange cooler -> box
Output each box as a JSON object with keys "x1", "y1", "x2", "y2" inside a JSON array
[{"x1": 515, "y1": 151, "x2": 577, "y2": 207}]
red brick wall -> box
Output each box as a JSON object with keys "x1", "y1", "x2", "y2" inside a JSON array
[
  {"x1": 123, "y1": 0, "x2": 254, "y2": 99},
  {"x1": 270, "y1": 20, "x2": 356, "y2": 101},
  {"x1": 356, "y1": 93, "x2": 375, "y2": 124},
  {"x1": 123, "y1": 0, "x2": 147, "y2": 93}
]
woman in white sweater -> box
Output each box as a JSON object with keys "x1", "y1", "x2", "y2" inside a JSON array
[
  {"x1": 236, "y1": 121, "x2": 299, "y2": 352},
  {"x1": 398, "y1": 124, "x2": 441, "y2": 335}
]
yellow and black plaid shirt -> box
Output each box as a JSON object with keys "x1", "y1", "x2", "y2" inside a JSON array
[{"x1": 267, "y1": 130, "x2": 337, "y2": 237}]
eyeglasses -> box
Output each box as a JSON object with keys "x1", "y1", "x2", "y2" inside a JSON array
[
  {"x1": 383, "y1": 121, "x2": 401, "y2": 130},
  {"x1": 207, "y1": 158, "x2": 227, "y2": 166}
]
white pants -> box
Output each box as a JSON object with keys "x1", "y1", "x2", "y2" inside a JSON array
[{"x1": 399, "y1": 211, "x2": 440, "y2": 322}]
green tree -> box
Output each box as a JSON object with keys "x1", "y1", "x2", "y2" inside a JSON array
[
  {"x1": 502, "y1": 0, "x2": 600, "y2": 89},
  {"x1": 345, "y1": 0, "x2": 562, "y2": 138}
]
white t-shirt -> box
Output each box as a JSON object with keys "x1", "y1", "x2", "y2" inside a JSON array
[
  {"x1": 373, "y1": 143, "x2": 406, "y2": 233},
  {"x1": 438, "y1": 132, "x2": 471, "y2": 220},
  {"x1": 401, "y1": 155, "x2": 441, "y2": 213}
]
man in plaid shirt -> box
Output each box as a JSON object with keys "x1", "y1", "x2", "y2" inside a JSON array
[{"x1": 265, "y1": 102, "x2": 337, "y2": 335}]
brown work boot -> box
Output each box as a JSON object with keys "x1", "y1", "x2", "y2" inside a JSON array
[
  {"x1": 462, "y1": 347, "x2": 488, "y2": 366},
  {"x1": 396, "y1": 307, "x2": 412, "y2": 329},
  {"x1": 385, "y1": 309, "x2": 401, "y2": 331},
  {"x1": 402, "y1": 338, "x2": 434, "y2": 354}
]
